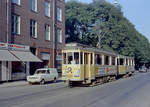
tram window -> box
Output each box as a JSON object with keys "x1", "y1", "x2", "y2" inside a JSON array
[
  {"x1": 91, "y1": 53, "x2": 93, "y2": 64},
  {"x1": 120, "y1": 58, "x2": 124, "y2": 65},
  {"x1": 74, "y1": 52, "x2": 79, "y2": 64},
  {"x1": 129, "y1": 59, "x2": 131, "y2": 66},
  {"x1": 105, "y1": 56, "x2": 109, "y2": 65},
  {"x1": 80, "y1": 52, "x2": 83, "y2": 64},
  {"x1": 63, "y1": 53, "x2": 66, "y2": 64},
  {"x1": 126, "y1": 59, "x2": 128, "y2": 65},
  {"x1": 68, "y1": 52, "x2": 73, "y2": 64},
  {"x1": 112, "y1": 57, "x2": 115, "y2": 65},
  {"x1": 84, "y1": 53, "x2": 88, "y2": 64},
  {"x1": 95, "y1": 54, "x2": 102, "y2": 65}
]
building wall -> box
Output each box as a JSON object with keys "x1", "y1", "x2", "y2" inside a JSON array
[
  {"x1": 10, "y1": 0, "x2": 65, "y2": 50},
  {"x1": 0, "y1": 0, "x2": 12, "y2": 43},
  {"x1": 0, "y1": 0, "x2": 65, "y2": 80}
]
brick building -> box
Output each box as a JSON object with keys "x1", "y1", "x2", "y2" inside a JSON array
[{"x1": 0, "y1": 0, "x2": 65, "y2": 81}]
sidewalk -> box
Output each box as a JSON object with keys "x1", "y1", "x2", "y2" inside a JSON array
[{"x1": 0, "y1": 81, "x2": 28, "y2": 88}]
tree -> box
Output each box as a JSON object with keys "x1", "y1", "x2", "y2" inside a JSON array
[{"x1": 65, "y1": 0, "x2": 150, "y2": 68}]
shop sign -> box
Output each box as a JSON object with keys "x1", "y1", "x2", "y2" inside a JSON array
[
  {"x1": 40, "y1": 53, "x2": 50, "y2": 60},
  {"x1": 0, "y1": 43, "x2": 7, "y2": 49},
  {"x1": 0, "y1": 42, "x2": 29, "y2": 51}
]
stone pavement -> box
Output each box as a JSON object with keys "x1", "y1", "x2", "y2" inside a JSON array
[{"x1": 0, "y1": 81, "x2": 28, "y2": 88}]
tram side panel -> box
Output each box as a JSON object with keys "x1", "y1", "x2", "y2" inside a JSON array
[
  {"x1": 62, "y1": 65, "x2": 84, "y2": 81},
  {"x1": 117, "y1": 65, "x2": 127, "y2": 75},
  {"x1": 94, "y1": 65, "x2": 117, "y2": 78}
]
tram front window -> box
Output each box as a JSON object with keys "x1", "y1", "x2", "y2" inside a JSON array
[
  {"x1": 74, "y1": 52, "x2": 79, "y2": 64},
  {"x1": 68, "y1": 52, "x2": 73, "y2": 64},
  {"x1": 66, "y1": 52, "x2": 80, "y2": 64}
]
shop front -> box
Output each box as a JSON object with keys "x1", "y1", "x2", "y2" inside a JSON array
[{"x1": 0, "y1": 42, "x2": 42, "y2": 81}]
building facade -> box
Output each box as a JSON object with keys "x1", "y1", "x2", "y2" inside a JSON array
[{"x1": 0, "y1": 0, "x2": 65, "y2": 81}]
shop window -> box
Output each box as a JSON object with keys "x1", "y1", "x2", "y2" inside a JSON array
[{"x1": 0, "y1": 62, "x2": 1, "y2": 80}]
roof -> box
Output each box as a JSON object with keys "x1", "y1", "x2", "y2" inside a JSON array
[{"x1": 63, "y1": 43, "x2": 134, "y2": 59}]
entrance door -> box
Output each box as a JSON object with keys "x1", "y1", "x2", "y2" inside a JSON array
[{"x1": 84, "y1": 53, "x2": 91, "y2": 79}]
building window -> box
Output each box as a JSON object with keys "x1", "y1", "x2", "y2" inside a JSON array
[
  {"x1": 12, "y1": 0, "x2": 20, "y2": 5},
  {"x1": 45, "y1": 25, "x2": 50, "y2": 41},
  {"x1": 57, "y1": 8, "x2": 62, "y2": 21},
  {"x1": 30, "y1": 0, "x2": 37, "y2": 12},
  {"x1": 12, "y1": 14, "x2": 20, "y2": 35},
  {"x1": 30, "y1": 20, "x2": 37, "y2": 38},
  {"x1": 57, "y1": 29, "x2": 62, "y2": 43},
  {"x1": 44, "y1": 1, "x2": 50, "y2": 17}
]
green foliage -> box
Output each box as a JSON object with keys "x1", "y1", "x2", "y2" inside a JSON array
[{"x1": 65, "y1": 0, "x2": 150, "y2": 68}]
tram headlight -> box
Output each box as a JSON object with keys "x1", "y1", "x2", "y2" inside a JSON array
[{"x1": 74, "y1": 70, "x2": 80, "y2": 77}]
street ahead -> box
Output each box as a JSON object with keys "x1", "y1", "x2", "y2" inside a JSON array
[{"x1": 0, "y1": 72, "x2": 150, "y2": 107}]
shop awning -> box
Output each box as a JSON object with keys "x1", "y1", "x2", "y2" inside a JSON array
[
  {"x1": 10, "y1": 50, "x2": 42, "y2": 62},
  {"x1": 0, "y1": 49, "x2": 20, "y2": 61}
]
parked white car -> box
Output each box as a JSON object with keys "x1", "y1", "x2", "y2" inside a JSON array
[{"x1": 27, "y1": 68, "x2": 58, "y2": 84}]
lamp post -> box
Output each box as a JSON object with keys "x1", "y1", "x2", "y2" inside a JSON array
[{"x1": 114, "y1": 0, "x2": 118, "y2": 5}]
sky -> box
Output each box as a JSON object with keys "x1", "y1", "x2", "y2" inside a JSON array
[{"x1": 66, "y1": 0, "x2": 150, "y2": 41}]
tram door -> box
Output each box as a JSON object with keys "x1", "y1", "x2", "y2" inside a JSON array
[{"x1": 84, "y1": 53, "x2": 91, "y2": 79}]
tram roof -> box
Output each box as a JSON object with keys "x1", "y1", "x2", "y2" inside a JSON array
[
  {"x1": 64, "y1": 43, "x2": 117, "y2": 56},
  {"x1": 63, "y1": 43, "x2": 134, "y2": 59}
]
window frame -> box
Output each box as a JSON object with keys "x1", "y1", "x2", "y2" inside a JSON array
[
  {"x1": 12, "y1": 0, "x2": 20, "y2": 5},
  {"x1": 45, "y1": 24, "x2": 51, "y2": 41},
  {"x1": 44, "y1": 1, "x2": 51, "y2": 17},
  {"x1": 57, "y1": 29, "x2": 62, "y2": 43},
  {"x1": 30, "y1": 0, "x2": 37, "y2": 12},
  {"x1": 30, "y1": 19, "x2": 37, "y2": 38},
  {"x1": 12, "y1": 14, "x2": 20, "y2": 35},
  {"x1": 57, "y1": 7, "x2": 62, "y2": 22}
]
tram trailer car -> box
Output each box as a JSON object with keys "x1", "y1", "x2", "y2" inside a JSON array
[{"x1": 62, "y1": 43, "x2": 135, "y2": 87}]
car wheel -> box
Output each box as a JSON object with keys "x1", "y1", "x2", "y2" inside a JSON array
[
  {"x1": 53, "y1": 77, "x2": 57, "y2": 83},
  {"x1": 40, "y1": 79, "x2": 45, "y2": 85}
]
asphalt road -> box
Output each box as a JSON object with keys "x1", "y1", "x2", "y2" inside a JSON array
[{"x1": 0, "y1": 72, "x2": 150, "y2": 107}]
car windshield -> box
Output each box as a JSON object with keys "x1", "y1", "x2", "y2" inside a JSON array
[{"x1": 35, "y1": 70, "x2": 46, "y2": 74}]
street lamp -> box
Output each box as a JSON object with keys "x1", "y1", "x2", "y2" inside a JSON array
[{"x1": 114, "y1": 0, "x2": 118, "y2": 5}]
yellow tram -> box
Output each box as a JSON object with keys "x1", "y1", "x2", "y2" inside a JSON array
[{"x1": 62, "y1": 43, "x2": 135, "y2": 87}]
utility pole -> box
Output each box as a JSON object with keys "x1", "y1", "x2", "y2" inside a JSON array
[
  {"x1": 53, "y1": 0, "x2": 56, "y2": 68},
  {"x1": 6, "y1": 0, "x2": 9, "y2": 44}
]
